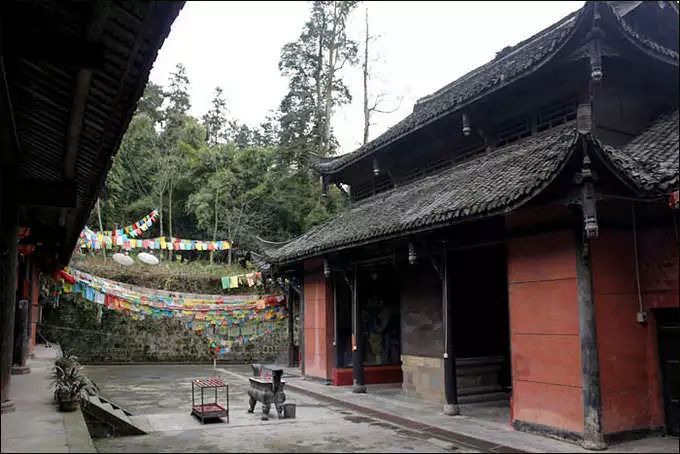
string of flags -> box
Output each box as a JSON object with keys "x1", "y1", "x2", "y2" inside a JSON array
[
  {"x1": 81, "y1": 209, "x2": 159, "y2": 241},
  {"x1": 80, "y1": 235, "x2": 232, "y2": 252},
  {"x1": 56, "y1": 268, "x2": 287, "y2": 353},
  {"x1": 221, "y1": 272, "x2": 262, "y2": 289},
  {"x1": 77, "y1": 208, "x2": 233, "y2": 252}
]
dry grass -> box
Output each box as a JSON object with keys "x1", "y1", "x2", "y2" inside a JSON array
[{"x1": 69, "y1": 254, "x2": 256, "y2": 294}]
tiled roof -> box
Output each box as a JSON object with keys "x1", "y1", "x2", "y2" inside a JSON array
[
  {"x1": 606, "y1": 2, "x2": 679, "y2": 61},
  {"x1": 312, "y1": 8, "x2": 583, "y2": 174},
  {"x1": 314, "y1": 1, "x2": 679, "y2": 176},
  {"x1": 598, "y1": 111, "x2": 679, "y2": 194},
  {"x1": 267, "y1": 124, "x2": 579, "y2": 263}
]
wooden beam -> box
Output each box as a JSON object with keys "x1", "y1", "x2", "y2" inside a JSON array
[
  {"x1": 64, "y1": 1, "x2": 110, "y2": 179},
  {"x1": 18, "y1": 179, "x2": 77, "y2": 208},
  {"x1": 3, "y1": 34, "x2": 104, "y2": 68},
  {"x1": 59, "y1": 2, "x2": 110, "y2": 245}
]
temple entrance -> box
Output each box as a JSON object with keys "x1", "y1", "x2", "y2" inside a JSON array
[
  {"x1": 449, "y1": 244, "x2": 511, "y2": 402},
  {"x1": 334, "y1": 265, "x2": 402, "y2": 385},
  {"x1": 657, "y1": 308, "x2": 680, "y2": 436}
]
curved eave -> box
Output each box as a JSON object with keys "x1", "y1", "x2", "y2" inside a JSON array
[
  {"x1": 316, "y1": 4, "x2": 594, "y2": 177},
  {"x1": 590, "y1": 140, "x2": 679, "y2": 198},
  {"x1": 271, "y1": 130, "x2": 582, "y2": 266},
  {"x1": 601, "y1": 2, "x2": 679, "y2": 67}
]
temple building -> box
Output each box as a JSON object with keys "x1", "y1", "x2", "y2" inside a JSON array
[{"x1": 260, "y1": 1, "x2": 679, "y2": 448}]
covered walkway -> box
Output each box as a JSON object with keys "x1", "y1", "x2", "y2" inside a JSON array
[{"x1": 0, "y1": 345, "x2": 95, "y2": 453}]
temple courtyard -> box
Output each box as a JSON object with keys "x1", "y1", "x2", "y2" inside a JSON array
[{"x1": 2, "y1": 346, "x2": 678, "y2": 453}]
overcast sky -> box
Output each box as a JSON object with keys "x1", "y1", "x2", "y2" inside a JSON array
[{"x1": 149, "y1": 1, "x2": 584, "y2": 155}]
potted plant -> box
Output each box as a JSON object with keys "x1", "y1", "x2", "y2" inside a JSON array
[{"x1": 50, "y1": 356, "x2": 99, "y2": 412}]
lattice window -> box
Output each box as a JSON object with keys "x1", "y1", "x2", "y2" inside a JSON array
[
  {"x1": 351, "y1": 96, "x2": 577, "y2": 202},
  {"x1": 536, "y1": 97, "x2": 577, "y2": 132},
  {"x1": 494, "y1": 114, "x2": 532, "y2": 147}
]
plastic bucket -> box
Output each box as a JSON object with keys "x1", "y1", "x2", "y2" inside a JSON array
[{"x1": 283, "y1": 403, "x2": 296, "y2": 419}]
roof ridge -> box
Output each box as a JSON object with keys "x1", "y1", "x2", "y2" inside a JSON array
[{"x1": 415, "y1": 8, "x2": 582, "y2": 106}]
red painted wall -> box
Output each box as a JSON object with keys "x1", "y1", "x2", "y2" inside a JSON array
[
  {"x1": 592, "y1": 227, "x2": 679, "y2": 434},
  {"x1": 508, "y1": 230, "x2": 584, "y2": 433},
  {"x1": 303, "y1": 259, "x2": 334, "y2": 380}
]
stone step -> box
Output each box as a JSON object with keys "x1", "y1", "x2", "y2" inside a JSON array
[
  {"x1": 82, "y1": 395, "x2": 146, "y2": 437},
  {"x1": 99, "y1": 395, "x2": 134, "y2": 416},
  {"x1": 458, "y1": 384, "x2": 505, "y2": 396},
  {"x1": 458, "y1": 391, "x2": 510, "y2": 404}
]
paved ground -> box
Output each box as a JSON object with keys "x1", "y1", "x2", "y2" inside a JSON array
[
  {"x1": 4, "y1": 357, "x2": 677, "y2": 453},
  {"x1": 85, "y1": 364, "x2": 476, "y2": 453},
  {"x1": 281, "y1": 375, "x2": 680, "y2": 454},
  {"x1": 1, "y1": 345, "x2": 95, "y2": 453}
]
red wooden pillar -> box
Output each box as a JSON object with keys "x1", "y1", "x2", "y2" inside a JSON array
[{"x1": 29, "y1": 261, "x2": 40, "y2": 356}]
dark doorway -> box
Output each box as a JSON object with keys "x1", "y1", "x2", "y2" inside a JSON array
[
  {"x1": 657, "y1": 308, "x2": 680, "y2": 436},
  {"x1": 335, "y1": 266, "x2": 401, "y2": 368},
  {"x1": 449, "y1": 244, "x2": 511, "y2": 391}
]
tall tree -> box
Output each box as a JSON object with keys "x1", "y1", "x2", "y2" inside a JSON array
[
  {"x1": 136, "y1": 81, "x2": 166, "y2": 127},
  {"x1": 362, "y1": 6, "x2": 400, "y2": 144},
  {"x1": 279, "y1": 1, "x2": 359, "y2": 164},
  {"x1": 161, "y1": 63, "x2": 193, "y2": 242},
  {"x1": 203, "y1": 87, "x2": 229, "y2": 145}
]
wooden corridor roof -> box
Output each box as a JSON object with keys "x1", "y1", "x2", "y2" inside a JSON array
[{"x1": 1, "y1": 1, "x2": 183, "y2": 267}]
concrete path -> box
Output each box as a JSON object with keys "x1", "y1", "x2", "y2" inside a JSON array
[{"x1": 0, "y1": 345, "x2": 96, "y2": 453}]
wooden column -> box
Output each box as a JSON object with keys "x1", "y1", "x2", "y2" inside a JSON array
[
  {"x1": 299, "y1": 276, "x2": 305, "y2": 377},
  {"x1": 30, "y1": 262, "x2": 40, "y2": 357},
  {"x1": 351, "y1": 267, "x2": 366, "y2": 393},
  {"x1": 575, "y1": 227, "x2": 606, "y2": 450},
  {"x1": 287, "y1": 283, "x2": 295, "y2": 367},
  {"x1": 442, "y1": 247, "x2": 459, "y2": 415},
  {"x1": 0, "y1": 220, "x2": 18, "y2": 413},
  {"x1": 11, "y1": 255, "x2": 31, "y2": 375},
  {"x1": 332, "y1": 272, "x2": 338, "y2": 368}
]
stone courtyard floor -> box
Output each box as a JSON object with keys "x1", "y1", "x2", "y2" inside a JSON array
[
  {"x1": 3, "y1": 352, "x2": 678, "y2": 453},
  {"x1": 84, "y1": 364, "x2": 477, "y2": 453}
]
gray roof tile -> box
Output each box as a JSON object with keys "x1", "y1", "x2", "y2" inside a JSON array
[
  {"x1": 269, "y1": 123, "x2": 579, "y2": 263},
  {"x1": 598, "y1": 111, "x2": 679, "y2": 194},
  {"x1": 313, "y1": 8, "x2": 582, "y2": 174}
]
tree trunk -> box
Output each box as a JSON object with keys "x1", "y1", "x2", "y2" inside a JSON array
[
  {"x1": 168, "y1": 177, "x2": 173, "y2": 261},
  {"x1": 362, "y1": 7, "x2": 370, "y2": 145},
  {"x1": 159, "y1": 190, "x2": 164, "y2": 237},
  {"x1": 315, "y1": 11, "x2": 326, "y2": 152},
  {"x1": 96, "y1": 198, "x2": 106, "y2": 259},
  {"x1": 210, "y1": 188, "x2": 219, "y2": 265},
  {"x1": 322, "y1": 3, "x2": 339, "y2": 154}
]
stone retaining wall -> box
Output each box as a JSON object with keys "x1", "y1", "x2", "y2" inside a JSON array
[{"x1": 40, "y1": 294, "x2": 290, "y2": 364}]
